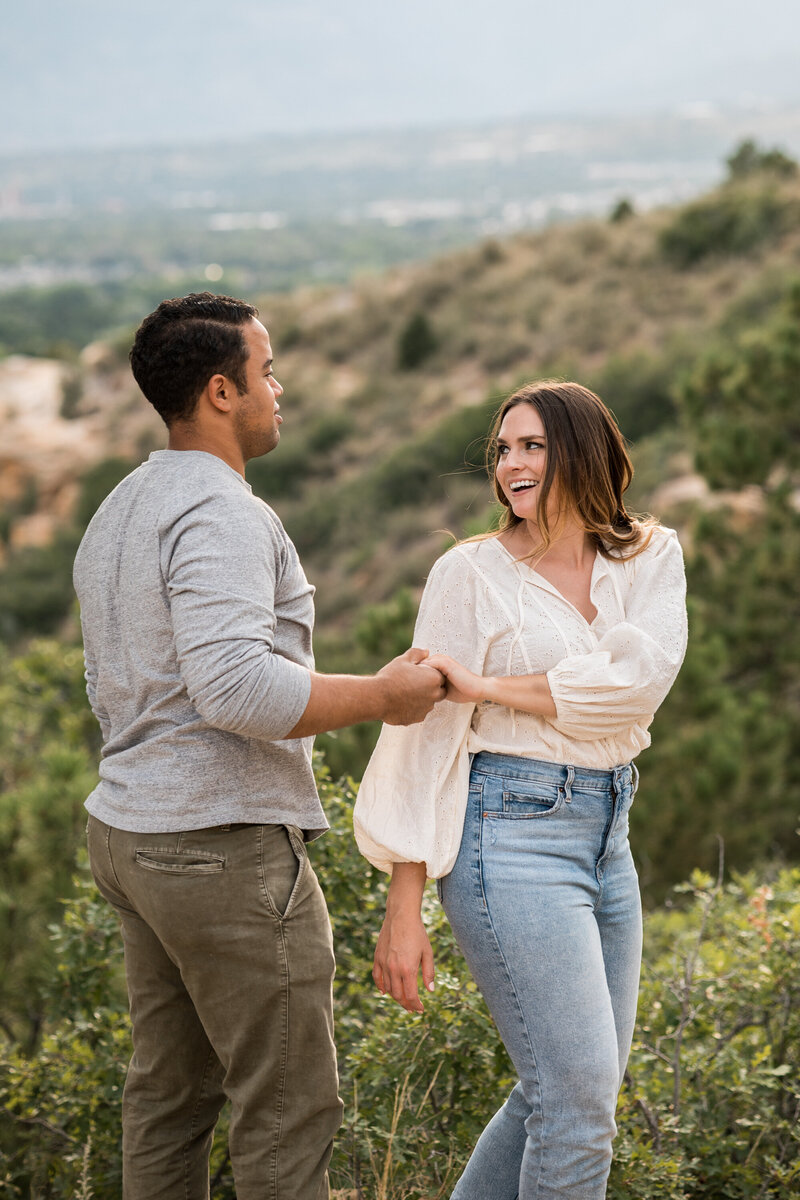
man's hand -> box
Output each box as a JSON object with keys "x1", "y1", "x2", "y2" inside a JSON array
[
  {"x1": 376, "y1": 648, "x2": 447, "y2": 725},
  {"x1": 373, "y1": 905, "x2": 435, "y2": 1014}
]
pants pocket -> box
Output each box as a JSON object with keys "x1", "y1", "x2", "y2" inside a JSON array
[
  {"x1": 259, "y1": 824, "x2": 306, "y2": 920},
  {"x1": 134, "y1": 849, "x2": 225, "y2": 875},
  {"x1": 500, "y1": 783, "x2": 564, "y2": 818}
]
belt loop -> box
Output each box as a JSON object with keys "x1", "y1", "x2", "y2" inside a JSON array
[{"x1": 564, "y1": 763, "x2": 574, "y2": 803}]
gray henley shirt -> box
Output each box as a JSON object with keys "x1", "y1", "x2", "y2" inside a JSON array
[{"x1": 73, "y1": 449, "x2": 327, "y2": 836}]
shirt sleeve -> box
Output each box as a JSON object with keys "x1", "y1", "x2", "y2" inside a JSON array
[
  {"x1": 354, "y1": 549, "x2": 493, "y2": 878},
  {"x1": 164, "y1": 493, "x2": 311, "y2": 741},
  {"x1": 80, "y1": 625, "x2": 111, "y2": 743},
  {"x1": 545, "y1": 527, "x2": 688, "y2": 741}
]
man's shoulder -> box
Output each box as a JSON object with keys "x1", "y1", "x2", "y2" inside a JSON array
[{"x1": 151, "y1": 453, "x2": 284, "y2": 535}]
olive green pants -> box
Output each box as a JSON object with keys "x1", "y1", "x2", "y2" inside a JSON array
[{"x1": 87, "y1": 815, "x2": 343, "y2": 1200}]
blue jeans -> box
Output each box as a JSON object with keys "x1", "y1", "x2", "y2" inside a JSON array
[{"x1": 439, "y1": 752, "x2": 642, "y2": 1200}]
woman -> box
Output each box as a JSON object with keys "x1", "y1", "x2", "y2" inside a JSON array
[{"x1": 353, "y1": 381, "x2": 688, "y2": 1199}]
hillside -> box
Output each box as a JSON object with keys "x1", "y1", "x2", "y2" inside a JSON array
[
  {"x1": 2, "y1": 154, "x2": 800, "y2": 1197},
  {"x1": 1, "y1": 152, "x2": 799, "y2": 886},
  {"x1": 3, "y1": 163, "x2": 800, "y2": 657},
  {"x1": 0, "y1": 161, "x2": 797, "y2": 609}
]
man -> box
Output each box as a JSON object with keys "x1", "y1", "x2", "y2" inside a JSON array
[{"x1": 73, "y1": 292, "x2": 445, "y2": 1200}]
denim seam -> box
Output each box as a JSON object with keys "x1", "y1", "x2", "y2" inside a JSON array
[
  {"x1": 594, "y1": 787, "x2": 624, "y2": 902},
  {"x1": 477, "y1": 808, "x2": 547, "y2": 1197}
]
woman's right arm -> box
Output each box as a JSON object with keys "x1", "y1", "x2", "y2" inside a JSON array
[
  {"x1": 373, "y1": 862, "x2": 433, "y2": 1013},
  {"x1": 354, "y1": 549, "x2": 491, "y2": 878},
  {"x1": 354, "y1": 548, "x2": 493, "y2": 1011}
]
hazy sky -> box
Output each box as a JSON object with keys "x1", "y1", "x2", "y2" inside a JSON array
[{"x1": 4, "y1": 0, "x2": 800, "y2": 152}]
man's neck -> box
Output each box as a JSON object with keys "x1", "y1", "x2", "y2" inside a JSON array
[{"x1": 167, "y1": 423, "x2": 245, "y2": 477}]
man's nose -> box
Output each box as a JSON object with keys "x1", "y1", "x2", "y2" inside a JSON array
[{"x1": 272, "y1": 377, "x2": 284, "y2": 396}]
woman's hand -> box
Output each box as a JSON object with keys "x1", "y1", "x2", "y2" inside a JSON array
[
  {"x1": 373, "y1": 906, "x2": 435, "y2": 1013},
  {"x1": 425, "y1": 653, "x2": 486, "y2": 704},
  {"x1": 426, "y1": 655, "x2": 557, "y2": 718},
  {"x1": 373, "y1": 861, "x2": 433, "y2": 1013}
]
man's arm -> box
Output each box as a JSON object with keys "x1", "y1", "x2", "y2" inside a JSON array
[
  {"x1": 285, "y1": 648, "x2": 446, "y2": 737},
  {"x1": 167, "y1": 495, "x2": 446, "y2": 740}
]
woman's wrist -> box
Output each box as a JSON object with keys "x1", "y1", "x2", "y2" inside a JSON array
[{"x1": 386, "y1": 861, "x2": 427, "y2": 915}]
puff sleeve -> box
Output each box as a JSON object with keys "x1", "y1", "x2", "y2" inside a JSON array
[
  {"x1": 545, "y1": 527, "x2": 688, "y2": 740},
  {"x1": 354, "y1": 548, "x2": 495, "y2": 878}
]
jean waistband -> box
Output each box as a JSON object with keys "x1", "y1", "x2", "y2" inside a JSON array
[{"x1": 470, "y1": 751, "x2": 637, "y2": 794}]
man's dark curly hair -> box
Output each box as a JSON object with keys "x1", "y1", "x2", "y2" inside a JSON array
[{"x1": 129, "y1": 292, "x2": 259, "y2": 425}]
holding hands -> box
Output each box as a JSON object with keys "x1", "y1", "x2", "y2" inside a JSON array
[
  {"x1": 377, "y1": 648, "x2": 447, "y2": 725},
  {"x1": 425, "y1": 653, "x2": 487, "y2": 704}
]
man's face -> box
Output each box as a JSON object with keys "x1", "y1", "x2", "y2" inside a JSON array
[{"x1": 231, "y1": 319, "x2": 284, "y2": 460}]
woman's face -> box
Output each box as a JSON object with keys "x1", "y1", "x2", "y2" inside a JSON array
[{"x1": 495, "y1": 403, "x2": 552, "y2": 521}]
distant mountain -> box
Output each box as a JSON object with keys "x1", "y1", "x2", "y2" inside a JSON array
[{"x1": 4, "y1": 109, "x2": 800, "y2": 223}]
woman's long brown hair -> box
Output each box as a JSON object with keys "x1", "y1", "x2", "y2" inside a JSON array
[{"x1": 481, "y1": 380, "x2": 655, "y2": 561}]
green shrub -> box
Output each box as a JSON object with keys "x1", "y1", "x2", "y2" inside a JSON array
[
  {"x1": 355, "y1": 588, "x2": 417, "y2": 663},
  {"x1": 0, "y1": 641, "x2": 99, "y2": 1048},
  {"x1": 588, "y1": 349, "x2": 678, "y2": 442},
  {"x1": 726, "y1": 138, "x2": 798, "y2": 182},
  {"x1": 610, "y1": 867, "x2": 800, "y2": 1198},
  {"x1": 397, "y1": 312, "x2": 437, "y2": 370},
  {"x1": 610, "y1": 197, "x2": 635, "y2": 223},
  {"x1": 678, "y1": 283, "x2": 800, "y2": 489},
  {"x1": 60, "y1": 370, "x2": 84, "y2": 419},
  {"x1": 659, "y1": 184, "x2": 794, "y2": 267},
  {"x1": 3, "y1": 770, "x2": 798, "y2": 1198},
  {"x1": 0, "y1": 532, "x2": 81, "y2": 640}
]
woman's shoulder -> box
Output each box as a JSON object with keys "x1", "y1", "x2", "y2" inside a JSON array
[
  {"x1": 607, "y1": 523, "x2": 684, "y2": 589},
  {"x1": 637, "y1": 522, "x2": 682, "y2": 561},
  {"x1": 606, "y1": 521, "x2": 680, "y2": 560},
  {"x1": 424, "y1": 536, "x2": 509, "y2": 592},
  {"x1": 431, "y1": 535, "x2": 506, "y2": 574}
]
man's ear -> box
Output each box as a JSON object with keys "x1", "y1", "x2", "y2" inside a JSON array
[{"x1": 204, "y1": 373, "x2": 235, "y2": 414}]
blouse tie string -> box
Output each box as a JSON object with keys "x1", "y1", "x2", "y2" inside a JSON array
[{"x1": 506, "y1": 571, "x2": 534, "y2": 739}]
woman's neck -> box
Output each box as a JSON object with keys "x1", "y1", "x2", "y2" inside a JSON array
[{"x1": 505, "y1": 515, "x2": 594, "y2": 570}]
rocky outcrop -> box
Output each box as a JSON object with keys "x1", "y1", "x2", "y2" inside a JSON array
[{"x1": 0, "y1": 351, "x2": 163, "y2": 555}]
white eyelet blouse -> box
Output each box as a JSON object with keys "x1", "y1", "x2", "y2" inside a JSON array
[{"x1": 353, "y1": 525, "x2": 688, "y2": 878}]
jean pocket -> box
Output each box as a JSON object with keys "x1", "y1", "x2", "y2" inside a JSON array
[
  {"x1": 260, "y1": 824, "x2": 307, "y2": 920},
  {"x1": 134, "y1": 849, "x2": 225, "y2": 875},
  {"x1": 500, "y1": 784, "x2": 564, "y2": 818}
]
